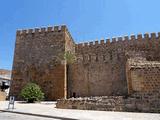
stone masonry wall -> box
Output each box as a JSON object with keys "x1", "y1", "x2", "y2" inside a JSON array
[
  {"x1": 10, "y1": 26, "x2": 69, "y2": 100},
  {"x1": 64, "y1": 30, "x2": 75, "y2": 98},
  {"x1": 69, "y1": 33, "x2": 160, "y2": 97},
  {"x1": 70, "y1": 42, "x2": 127, "y2": 97},
  {"x1": 0, "y1": 91, "x2": 6, "y2": 101},
  {"x1": 126, "y1": 59, "x2": 160, "y2": 94},
  {"x1": 56, "y1": 95, "x2": 160, "y2": 113},
  {"x1": 10, "y1": 24, "x2": 160, "y2": 101},
  {"x1": 56, "y1": 96, "x2": 125, "y2": 111}
]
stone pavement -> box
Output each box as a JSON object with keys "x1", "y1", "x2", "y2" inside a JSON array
[
  {"x1": 0, "y1": 101, "x2": 160, "y2": 120},
  {"x1": 0, "y1": 112, "x2": 60, "y2": 120}
]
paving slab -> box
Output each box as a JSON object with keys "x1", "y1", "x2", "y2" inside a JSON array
[
  {"x1": 0, "y1": 101, "x2": 160, "y2": 120},
  {"x1": 0, "y1": 112, "x2": 60, "y2": 120}
]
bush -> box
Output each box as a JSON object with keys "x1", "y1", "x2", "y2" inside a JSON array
[{"x1": 20, "y1": 83, "x2": 44, "y2": 103}]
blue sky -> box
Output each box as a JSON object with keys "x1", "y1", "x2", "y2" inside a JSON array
[{"x1": 1, "y1": 0, "x2": 160, "y2": 70}]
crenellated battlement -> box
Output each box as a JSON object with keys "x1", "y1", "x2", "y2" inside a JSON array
[
  {"x1": 75, "y1": 32, "x2": 160, "y2": 49},
  {"x1": 16, "y1": 25, "x2": 67, "y2": 36},
  {"x1": 11, "y1": 24, "x2": 160, "y2": 105}
]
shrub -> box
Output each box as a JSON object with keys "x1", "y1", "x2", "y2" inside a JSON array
[{"x1": 20, "y1": 83, "x2": 44, "y2": 103}]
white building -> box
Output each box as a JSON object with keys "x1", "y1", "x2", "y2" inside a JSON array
[{"x1": 0, "y1": 76, "x2": 11, "y2": 97}]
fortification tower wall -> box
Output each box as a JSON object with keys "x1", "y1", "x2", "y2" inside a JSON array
[
  {"x1": 126, "y1": 58, "x2": 160, "y2": 95},
  {"x1": 69, "y1": 32, "x2": 160, "y2": 97},
  {"x1": 10, "y1": 24, "x2": 160, "y2": 100},
  {"x1": 10, "y1": 25, "x2": 72, "y2": 100}
]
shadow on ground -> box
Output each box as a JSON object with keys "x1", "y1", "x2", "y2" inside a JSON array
[{"x1": 0, "y1": 110, "x2": 79, "y2": 120}]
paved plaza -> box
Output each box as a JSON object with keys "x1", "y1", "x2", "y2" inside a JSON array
[
  {"x1": 0, "y1": 101, "x2": 160, "y2": 120},
  {"x1": 0, "y1": 112, "x2": 60, "y2": 120}
]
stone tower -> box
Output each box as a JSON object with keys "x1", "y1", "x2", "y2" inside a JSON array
[
  {"x1": 10, "y1": 24, "x2": 160, "y2": 101},
  {"x1": 10, "y1": 25, "x2": 74, "y2": 100}
]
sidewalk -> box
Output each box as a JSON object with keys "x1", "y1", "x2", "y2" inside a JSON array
[{"x1": 0, "y1": 101, "x2": 160, "y2": 120}]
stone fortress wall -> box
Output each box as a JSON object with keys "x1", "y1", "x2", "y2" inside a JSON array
[
  {"x1": 126, "y1": 58, "x2": 160, "y2": 94},
  {"x1": 10, "y1": 26, "x2": 73, "y2": 100},
  {"x1": 70, "y1": 32, "x2": 160, "y2": 97},
  {"x1": 10, "y1": 25, "x2": 160, "y2": 106}
]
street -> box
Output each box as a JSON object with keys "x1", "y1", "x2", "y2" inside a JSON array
[
  {"x1": 0, "y1": 112, "x2": 69, "y2": 120},
  {"x1": 0, "y1": 101, "x2": 160, "y2": 120}
]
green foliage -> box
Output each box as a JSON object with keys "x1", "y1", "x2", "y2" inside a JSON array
[
  {"x1": 59, "y1": 51, "x2": 76, "y2": 64},
  {"x1": 20, "y1": 83, "x2": 44, "y2": 103}
]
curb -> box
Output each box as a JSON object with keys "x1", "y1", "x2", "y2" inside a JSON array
[{"x1": 0, "y1": 109, "x2": 78, "y2": 120}]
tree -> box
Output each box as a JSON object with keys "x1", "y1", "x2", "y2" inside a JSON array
[
  {"x1": 63, "y1": 51, "x2": 76, "y2": 64},
  {"x1": 59, "y1": 51, "x2": 76, "y2": 98},
  {"x1": 20, "y1": 83, "x2": 44, "y2": 103}
]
